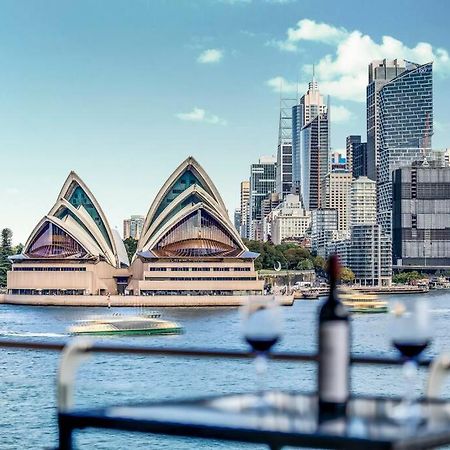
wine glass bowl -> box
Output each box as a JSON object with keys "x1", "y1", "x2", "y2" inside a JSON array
[
  {"x1": 241, "y1": 295, "x2": 283, "y2": 408},
  {"x1": 389, "y1": 298, "x2": 432, "y2": 423}
]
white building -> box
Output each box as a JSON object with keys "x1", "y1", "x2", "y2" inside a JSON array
[
  {"x1": 321, "y1": 171, "x2": 352, "y2": 232},
  {"x1": 350, "y1": 176, "x2": 376, "y2": 226},
  {"x1": 269, "y1": 194, "x2": 311, "y2": 245}
]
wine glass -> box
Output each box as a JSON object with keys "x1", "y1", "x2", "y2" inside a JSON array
[
  {"x1": 389, "y1": 298, "x2": 432, "y2": 423},
  {"x1": 241, "y1": 295, "x2": 283, "y2": 409}
]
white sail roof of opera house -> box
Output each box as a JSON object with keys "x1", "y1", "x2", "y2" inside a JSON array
[
  {"x1": 12, "y1": 171, "x2": 129, "y2": 268},
  {"x1": 136, "y1": 156, "x2": 256, "y2": 259}
]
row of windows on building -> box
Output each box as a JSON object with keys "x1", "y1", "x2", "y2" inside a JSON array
[
  {"x1": 139, "y1": 290, "x2": 261, "y2": 296},
  {"x1": 144, "y1": 276, "x2": 257, "y2": 281},
  {"x1": 13, "y1": 267, "x2": 87, "y2": 272},
  {"x1": 146, "y1": 267, "x2": 251, "y2": 272},
  {"x1": 9, "y1": 289, "x2": 85, "y2": 295}
]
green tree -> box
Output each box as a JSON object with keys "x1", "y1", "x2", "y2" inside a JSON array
[
  {"x1": 340, "y1": 267, "x2": 355, "y2": 284},
  {"x1": 123, "y1": 238, "x2": 138, "y2": 262},
  {"x1": 392, "y1": 271, "x2": 424, "y2": 284},
  {"x1": 0, "y1": 228, "x2": 13, "y2": 287},
  {"x1": 297, "y1": 259, "x2": 313, "y2": 270},
  {"x1": 312, "y1": 255, "x2": 326, "y2": 270},
  {"x1": 284, "y1": 247, "x2": 310, "y2": 269}
]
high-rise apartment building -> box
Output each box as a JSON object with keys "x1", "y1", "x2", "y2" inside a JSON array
[
  {"x1": 321, "y1": 171, "x2": 352, "y2": 232},
  {"x1": 311, "y1": 208, "x2": 338, "y2": 258},
  {"x1": 366, "y1": 59, "x2": 406, "y2": 181},
  {"x1": 377, "y1": 62, "x2": 433, "y2": 234},
  {"x1": 240, "y1": 180, "x2": 250, "y2": 238},
  {"x1": 350, "y1": 176, "x2": 376, "y2": 227},
  {"x1": 292, "y1": 77, "x2": 327, "y2": 195},
  {"x1": 392, "y1": 162, "x2": 450, "y2": 269},
  {"x1": 249, "y1": 156, "x2": 277, "y2": 240},
  {"x1": 123, "y1": 215, "x2": 144, "y2": 240}
]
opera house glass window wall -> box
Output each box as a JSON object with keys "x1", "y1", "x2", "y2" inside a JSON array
[{"x1": 7, "y1": 157, "x2": 263, "y2": 298}]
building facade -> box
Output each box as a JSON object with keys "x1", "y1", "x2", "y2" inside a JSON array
[
  {"x1": 311, "y1": 208, "x2": 338, "y2": 258},
  {"x1": 234, "y1": 208, "x2": 241, "y2": 234},
  {"x1": 377, "y1": 62, "x2": 433, "y2": 235},
  {"x1": 345, "y1": 135, "x2": 361, "y2": 175},
  {"x1": 292, "y1": 77, "x2": 326, "y2": 195},
  {"x1": 353, "y1": 142, "x2": 368, "y2": 179},
  {"x1": 123, "y1": 215, "x2": 144, "y2": 240},
  {"x1": 240, "y1": 180, "x2": 250, "y2": 239},
  {"x1": 249, "y1": 156, "x2": 277, "y2": 240},
  {"x1": 366, "y1": 59, "x2": 406, "y2": 181},
  {"x1": 276, "y1": 140, "x2": 293, "y2": 199},
  {"x1": 321, "y1": 171, "x2": 352, "y2": 232},
  {"x1": 300, "y1": 112, "x2": 330, "y2": 210},
  {"x1": 350, "y1": 176, "x2": 376, "y2": 227},
  {"x1": 269, "y1": 194, "x2": 311, "y2": 245},
  {"x1": 393, "y1": 163, "x2": 450, "y2": 269}
]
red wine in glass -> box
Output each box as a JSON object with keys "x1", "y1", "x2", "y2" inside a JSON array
[
  {"x1": 393, "y1": 340, "x2": 430, "y2": 359},
  {"x1": 246, "y1": 336, "x2": 280, "y2": 353}
]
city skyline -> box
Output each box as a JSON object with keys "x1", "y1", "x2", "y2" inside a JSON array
[{"x1": 2, "y1": 0, "x2": 450, "y2": 243}]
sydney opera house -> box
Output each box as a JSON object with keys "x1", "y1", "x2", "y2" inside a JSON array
[{"x1": 7, "y1": 157, "x2": 263, "y2": 302}]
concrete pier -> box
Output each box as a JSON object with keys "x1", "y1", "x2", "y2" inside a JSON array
[{"x1": 0, "y1": 294, "x2": 294, "y2": 307}]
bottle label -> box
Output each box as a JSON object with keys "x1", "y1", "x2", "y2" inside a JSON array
[{"x1": 319, "y1": 321, "x2": 349, "y2": 403}]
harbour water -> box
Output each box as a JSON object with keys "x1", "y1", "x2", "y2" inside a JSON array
[{"x1": 0, "y1": 291, "x2": 449, "y2": 449}]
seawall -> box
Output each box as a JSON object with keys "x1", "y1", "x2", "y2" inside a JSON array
[{"x1": 0, "y1": 294, "x2": 294, "y2": 307}]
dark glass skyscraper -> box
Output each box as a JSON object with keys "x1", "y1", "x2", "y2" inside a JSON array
[
  {"x1": 366, "y1": 59, "x2": 406, "y2": 181},
  {"x1": 377, "y1": 62, "x2": 433, "y2": 235}
]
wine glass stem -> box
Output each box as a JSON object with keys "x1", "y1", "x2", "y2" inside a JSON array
[
  {"x1": 255, "y1": 352, "x2": 268, "y2": 398},
  {"x1": 403, "y1": 359, "x2": 418, "y2": 405}
]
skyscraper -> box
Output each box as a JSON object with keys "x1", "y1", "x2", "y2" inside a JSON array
[
  {"x1": 249, "y1": 156, "x2": 277, "y2": 240},
  {"x1": 377, "y1": 62, "x2": 433, "y2": 234},
  {"x1": 240, "y1": 180, "x2": 250, "y2": 239},
  {"x1": 292, "y1": 77, "x2": 326, "y2": 195},
  {"x1": 276, "y1": 97, "x2": 295, "y2": 198},
  {"x1": 234, "y1": 208, "x2": 241, "y2": 234},
  {"x1": 300, "y1": 111, "x2": 330, "y2": 209},
  {"x1": 366, "y1": 59, "x2": 406, "y2": 181},
  {"x1": 352, "y1": 142, "x2": 368, "y2": 179}
]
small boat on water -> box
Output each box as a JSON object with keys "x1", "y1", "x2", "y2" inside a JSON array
[
  {"x1": 301, "y1": 288, "x2": 320, "y2": 300},
  {"x1": 338, "y1": 288, "x2": 388, "y2": 314},
  {"x1": 68, "y1": 312, "x2": 183, "y2": 336}
]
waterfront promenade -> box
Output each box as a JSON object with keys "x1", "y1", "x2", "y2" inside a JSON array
[{"x1": 0, "y1": 293, "x2": 294, "y2": 307}]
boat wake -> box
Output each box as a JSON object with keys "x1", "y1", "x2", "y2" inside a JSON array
[{"x1": 0, "y1": 331, "x2": 68, "y2": 338}]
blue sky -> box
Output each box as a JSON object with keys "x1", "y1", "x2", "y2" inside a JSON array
[{"x1": 1, "y1": 0, "x2": 450, "y2": 244}]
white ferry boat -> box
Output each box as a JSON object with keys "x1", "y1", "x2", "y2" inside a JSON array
[{"x1": 68, "y1": 312, "x2": 183, "y2": 336}]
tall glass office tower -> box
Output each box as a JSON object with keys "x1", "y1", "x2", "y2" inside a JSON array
[
  {"x1": 377, "y1": 62, "x2": 433, "y2": 235},
  {"x1": 366, "y1": 59, "x2": 406, "y2": 181},
  {"x1": 292, "y1": 78, "x2": 326, "y2": 198}
]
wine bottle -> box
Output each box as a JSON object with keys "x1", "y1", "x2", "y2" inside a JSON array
[{"x1": 318, "y1": 254, "x2": 350, "y2": 418}]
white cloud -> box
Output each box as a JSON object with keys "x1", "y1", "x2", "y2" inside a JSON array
[
  {"x1": 330, "y1": 105, "x2": 353, "y2": 123},
  {"x1": 270, "y1": 19, "x2": 450, "y2": 102},
  {"x1": 285, "y1": 19, "x2": 347, "y2": 46},
  {"x1": 176, "y1": 108, "x2": 227, "y2": 125},
  {"x1": 197, "y1": 48, "x2": 223, "y2": 64}
]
